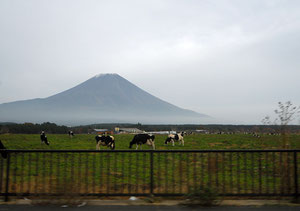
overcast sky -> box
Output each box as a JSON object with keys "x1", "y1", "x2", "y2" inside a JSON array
[{"x1": 1, "y1": 0, "x2": 300, "y2": 124}]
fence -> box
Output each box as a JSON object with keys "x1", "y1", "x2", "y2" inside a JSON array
[{"x1": 0, "y1": 149, "x2": 299, "y2": 201}]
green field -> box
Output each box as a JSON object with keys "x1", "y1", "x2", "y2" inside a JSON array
[
  {"x1": 0, "y1": 133, "x2": 299, "y2": 197},
  {"x1": 1, "y1": 133, "x2": 300, "y2": 150}
]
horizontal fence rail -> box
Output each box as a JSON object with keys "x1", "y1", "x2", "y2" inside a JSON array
[{"x1": 0, "y1": 149, "x2": 299, "y2": 201}]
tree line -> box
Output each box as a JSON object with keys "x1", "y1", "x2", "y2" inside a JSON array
[
  {"x1": 0, "y1": 122, "x2": 69, "y2": 134},
  {"x1": 1, "y1": 122, "x2": 300, "y2": 134}
]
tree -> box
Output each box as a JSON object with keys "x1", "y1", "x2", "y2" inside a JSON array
[
  {"x1": 275, "y1": 101, "x2": 300, "y2": 149},
  {"x1": 262, "y1": 101, "x2": 300, "y2": 149},
  {"x1": 274, "y1": 101, "x2": 299, "y2": 127}
]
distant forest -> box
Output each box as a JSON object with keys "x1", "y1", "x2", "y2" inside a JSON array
[{"x1": 1, "y1": 122, "x2": 300, "y2": 134}]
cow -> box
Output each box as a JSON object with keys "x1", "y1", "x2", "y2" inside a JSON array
[
  {"x1": 95, "y1": 135, "x2": 115, "y2": 150},
  {"x1": 0, "y1": 140, "x2": 7, "y2": 159},
  {"x1": 252, "y1": 133, "x2": 261, "y2": 138},
  {"x1": 68, "y1": 130, "x2": 74, "y2": 138},
  {"x1": 129, "y1": 134, "x2": 155, "y2": 150},
  {"x1": 165, "y1": 132, "x2": 186, "y2": 146},
  {"x1": 40, "y1": 131, "x2": 50, "y2": 145}
]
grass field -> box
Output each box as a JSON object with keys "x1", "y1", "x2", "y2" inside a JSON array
[
  {"x1": 0, "y1": 133, "x2": 299, "y2": 197},
  {"x1": 1, "y1": 133, "x2": 300, "y2": 150}
]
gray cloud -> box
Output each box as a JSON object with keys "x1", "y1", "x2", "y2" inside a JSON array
[{"x1": 1, "y1": 0, "x2": 300, "y2": 124}]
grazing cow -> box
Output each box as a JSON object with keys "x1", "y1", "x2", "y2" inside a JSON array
[
  {"x1": 68, "y1": 131, "x2": 74, "y2": 138},
  {"x1": 0, "y1": 140, "x2": 7, "y2": 159},
  {"x1": 165, "y1": 132, "x2": 186, "y2": 146},
  {"x1": 129, "y1": 134, "x2": 155, "y2": 150},
  {"x1": 40, "y1": 131, "x2": 50, "y2": 145},
  {"x1": 95, "y1": 135, "x2": 115, "y2": 150},
  {"x1": 252, "y1": 133, "x2": 261, "y2": 138}
]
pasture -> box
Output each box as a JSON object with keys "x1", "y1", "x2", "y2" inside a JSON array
[
  {"x1": 1, "y1": 133, "x2": 300, "y2": 150},
  {"x1": 0, "y1": 133, "x2": 299, "y2": 199}
]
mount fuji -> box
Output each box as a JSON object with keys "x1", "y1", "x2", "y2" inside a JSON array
[{"x1": 0, "y1": 74, "x2": 208, "y2": 125}]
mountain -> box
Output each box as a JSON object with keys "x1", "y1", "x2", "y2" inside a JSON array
[{"x1": 0, "y1": 73, "x2": 208, "y2": 125}]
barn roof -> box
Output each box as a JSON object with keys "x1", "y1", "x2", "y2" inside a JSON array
[
  {"x1": 94, "y1": 129, "x2": 109, "y2": 132},
  {"x1": 119, "y1": 128, "x2": 143, "y2": 133}
]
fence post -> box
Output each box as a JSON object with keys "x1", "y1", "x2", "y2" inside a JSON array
[
  {"x1": 5, "y1": 152, "x2": 10, "y2": 202},
  {"x1": 150, "y1": 151, "x2": 154, "y2": 195},
  {"x1": 294, "y1": 151, "x2": 298, "y2": 201}
]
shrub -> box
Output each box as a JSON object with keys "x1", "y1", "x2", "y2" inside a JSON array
[{"x1": 182, "y1": 186, "x2": 220, "y2": 207}]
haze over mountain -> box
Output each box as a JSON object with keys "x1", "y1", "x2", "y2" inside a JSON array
[{"x1": 0, "y1": 74, "x2": 208, "y2": 125}]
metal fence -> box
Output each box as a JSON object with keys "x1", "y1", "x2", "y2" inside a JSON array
[{"x1": 0, "y1": 149, "x2": 299, "y2": 201}]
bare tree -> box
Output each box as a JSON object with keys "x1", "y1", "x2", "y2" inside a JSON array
[
  {"x1": 263, "y1": 101, "x2": 300, "y2": 149},
  {"x1": 275, "y1": 101, "x2": 300, "y2": 148},
  {"x1": 261, "y1": 115, "x2": 271, "y2": 125},
  {"x1": 274, "y1": 101, "x2": 299, "y2": 126}
]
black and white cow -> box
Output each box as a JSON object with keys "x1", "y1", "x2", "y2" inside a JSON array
[
  {"x1": 165, "y1": 132, "x2": 186, "y2": 146},
  {"x1": 0, "y1": 140, "x2": 7, "y2": 159},
  {"x1": 68, "y1": 131, "x2": 74, "y2": 138},
  {"x1": 95, "y1": 135, "x2": 115, "y2": 150},
  {"x1": 129, "y1": 134, "x2": 155, "y2": 150},
  {"x1": 252, "y1": 133, "x2": 261, "y2": 138},
  {"x1": 40, "y1": 131, "x2": 50, "y2": 145}
]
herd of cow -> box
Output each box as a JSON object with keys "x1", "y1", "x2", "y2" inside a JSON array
[
  {"x1": 0, "y1": 131, "x2": 186, "y2": 158},
  {"x1": 40, "y1": 131, "x2": 186, "y2": 150},
  {"x1": 96, "y1": 131, "x2": 186, "y2": 150}
]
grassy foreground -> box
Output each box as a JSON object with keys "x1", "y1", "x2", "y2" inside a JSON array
[{"x1": 0, "y1": 133, "x2": 299, "y2": 197}]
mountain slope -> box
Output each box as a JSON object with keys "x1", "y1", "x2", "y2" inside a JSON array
[{"x1": 0, "y1": 74, "x2": 208, "y2": 125}]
